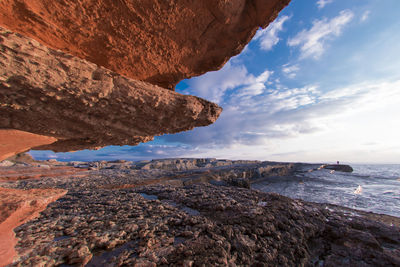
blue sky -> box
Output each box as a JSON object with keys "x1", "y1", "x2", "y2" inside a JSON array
[{"x1": 31, "y1": 0, "x2": 400, "y2": 164}]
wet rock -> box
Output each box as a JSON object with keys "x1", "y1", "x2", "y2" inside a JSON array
[
  {"x1": 323, "y1": 164, "x2": 354, "y2": 172},
  {"x1": 228, "y1": 177, "x2": 251, "y2": 188}
]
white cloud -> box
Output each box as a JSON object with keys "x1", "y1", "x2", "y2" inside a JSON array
[
  {"x1": 168, "y1": 81, "x2": 322, "y2": 148},
  {"x1": 288, "y1": 10, "x2": 354, "y2": 59},
  {"x1": 187, "y1": 61, "x2": 252, "y2": 104},
  {"x1": 316, "y1": 0, "x2": 333, "y2": 9},
  {"x1": 282, "y1": 64, "x2": 300, "y2": 78},
  {"x1": 254, "y1": 69, "x2": 271, "y2": 84},
  {"x1": 187, "y1": 60, "x2": 274, "y2": 102},
  {"x1": 238, "y1": 83, "x2": 266, "y2": 97},
  {"x1": 236, "y1": 69, "x2": 273, "y2": 97},
  {"x1": 165, "y1": 77, "x2": 400, "y2": 163},
  {"x1": 254, "y1": 15, "x2": 290, "y2": 51},
  {"x1": 360, "y1": 10, "x2": 370, "y2": 22}
]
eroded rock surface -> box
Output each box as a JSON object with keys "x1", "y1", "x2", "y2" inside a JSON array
[
  {"x1": 4, "y1": 184, "x2": 400, "y2": 266},
  {"x1": 1, "y1": 159, "x2": 399, "y2": 266},
  {"x1": 0, "y1": 188, "x2": 66, "y2": 266},
  {"x1": 0, "y1": 27, "x2": 221, "y2": 152},
  {"x1": 0, "y1": 0, "x2": 290, "y2": 89}
]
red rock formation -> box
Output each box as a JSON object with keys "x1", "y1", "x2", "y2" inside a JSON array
[
  {"x1": 0, "y1": 188, "x2": 67, "y2": 266},
  {"x1": 0, "y1": 130, "x2": 57, "y2": 162},
  {"x1": 0, "y1": 27, "x2": 222, "y2": 152},
  {"x1": 0, "y1": 0, "x2": 290, "y2": 89},
  {"x1": 0, "y1": 0, "x2": 291, "y2": 157},
  {"x1": 0, "y1": 2, "x2": 293, "y2": 265}
]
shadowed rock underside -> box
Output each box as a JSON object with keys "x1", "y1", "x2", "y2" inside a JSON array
[
  {"x1": 0, "y1": 0, "x2": 291, "y2": 89},
  {"x1": 0, "y1": 0, "x2": 291, "y2": 158},
  {"x1": 0, "y1": 27, "x2": 221, "y2": 152}
]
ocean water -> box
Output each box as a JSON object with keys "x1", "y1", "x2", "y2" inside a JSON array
[{"x1": 252, "y1": 164, "x2": 400, "y2": 217}]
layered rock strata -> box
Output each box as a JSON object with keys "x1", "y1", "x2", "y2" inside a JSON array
[
  {"x1": 0, "y1": 27, "x2": 221, "y2": 152},
  {"x1": 0, "y1": 0, "x2": 290, "y2": 89},
  {"x1": 0, "y1": 0, "x2": 291, "y2": 158}
]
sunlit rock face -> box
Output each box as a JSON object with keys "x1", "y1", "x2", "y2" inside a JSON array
[
  {"x1": 0, "y1": 0, "x2": 289, "y2": 89},
  {"x1": 0, "y1": 0, "x2": 290, "y2": 158},
  {"x1": 0, "y1": 28, "x2": 221, "y2": 152},
  {"x1": 0, "y1": 130, "x2": 57, "y2": 161}
]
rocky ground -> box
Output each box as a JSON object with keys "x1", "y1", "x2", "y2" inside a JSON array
[
  {"x1": 0, "y1": 188, "x2": 66, "y2": 266},
  {"x1": 0, "y1": 157, "x2": 399, "y2": 266}
]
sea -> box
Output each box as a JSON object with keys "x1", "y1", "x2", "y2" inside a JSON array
[{"x1": 252, "y1": 164, "x2": 400, "y2": 218}]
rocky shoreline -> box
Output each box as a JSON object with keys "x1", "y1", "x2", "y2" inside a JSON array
[
  {"x1": 2, "y1": 1, "x2": 396, "y2": 265},
  {"x1": 0, "y1": 157, "x2": 399, "y2": 266}
]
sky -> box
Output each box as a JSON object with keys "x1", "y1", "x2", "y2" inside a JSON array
[{"x1": 31, "y1": 0, "x2": 400, "y2": 164}]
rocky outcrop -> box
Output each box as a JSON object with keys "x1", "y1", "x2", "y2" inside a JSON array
[
  {"x1": 0, "y1": 157, "x2": 296, "y2": 187},
  {"x1": 3, "y1": 153, "x2": 35, "y2": 164},
  {"x1": 0, "y1": 27, "x2": 221, "y2": 152},
  {"x1": 0, "y1": 1, "x2": 291, "y2": 158},
  {"x1": 0, "y1": 188, "x2": 66, "y2": 266},
  {"x1": 0, "y1": 130, "x2": 56, "y2": 162},
  {"x1": 0, "y1": 0, "x2": 290, "y2": 89},
  {"x1": 323, "y1": 164, "x2": 354, "y2": 172},
  {"x1": 137, "y1": 158, "x2": 260, "y2": 171}
]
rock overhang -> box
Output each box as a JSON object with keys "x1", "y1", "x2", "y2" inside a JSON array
[
  {"x1": 0, "y1": 0, "x2": 291, "y2": 89},
  {"x1": 0, "y1": 27, "x2": 222, "y2": 152},
  {"x1": 0, "y1": 0, "x2": 291, "y2": 158}
]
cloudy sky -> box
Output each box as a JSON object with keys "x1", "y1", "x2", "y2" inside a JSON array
[{"x1": 31, "y1": 0, "x2": 400, "y2": 164}]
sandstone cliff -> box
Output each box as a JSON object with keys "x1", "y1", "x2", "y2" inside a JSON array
[
  {"x1": 0, "y1": 0, "x2": 290, "y2": 89},
  {"x1": 0, "y1": 0, "x2": 291, "y2": 158},
  {"x1": 0, "y1": 27, "x2": 221, "y2": 152}
]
